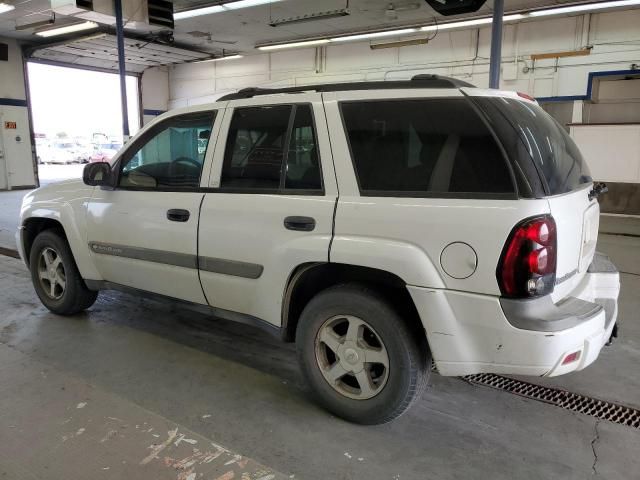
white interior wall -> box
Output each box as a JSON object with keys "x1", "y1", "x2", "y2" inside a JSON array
[
  {"x1": 0, "y1": 37, "x2": 36, "y2": 189},
  {"x1": 167, "y1": 9, "x2": 640, "y2": 109}
]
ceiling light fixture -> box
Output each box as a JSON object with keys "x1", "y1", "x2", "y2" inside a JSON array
[
  {"x1": 421, "y1": 14, "x2": 524, "y2": 32},
  {"x1": 196, "y1": 54, "x2": 244, "y2": 62},
  {"x1": 370, "y1": 38, "x2": 431, "y2": 50},
  {"x1": 224, "y1": 0, "x2": 279, "y2": 10},
  {"x1": 174, "y1": 5, "x2": 224, "y2": 19},
  {"x1": 0, "y1": 2, "x2": 15, "y2": 14},
  {"x1": 330, "y1": 28, "x2": 417, "y2": 42},
  {"x1": 258, "y1": 39, "x2": 330, "y2": 51},
  {"x1": 529, "y1": 0, "x2": 640, "y2": 16},
  {"x1": 174, "y1": 0, "x2": 284, "y2": 20},
  {"x1": 269, "y1": 8, "x2": 350, "y2": 27},
  {"x1": 36, "y1": 21, "x2": 99, "y2": 37}
]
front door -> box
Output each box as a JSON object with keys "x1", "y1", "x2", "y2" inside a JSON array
[
  {"x1": 198, "y1": 94, "x2": 338, "y2": 326},
  {"x1": 86, "y1": 107, "x2": 222, "y2": 304}
]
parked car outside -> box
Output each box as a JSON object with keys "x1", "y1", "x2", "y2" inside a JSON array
[
  {"x1": 90, "y1": 142, "x2": 123, "y2": 164},
  {"x1": 16, "y1": 76, "x2": 620, "y2": 424},
  {"x1": 73, "y1": 138, "x2": 94, "y2": 163},
  {"x1": 40, "y1": 141, "x2": 83, "y2": 164}
]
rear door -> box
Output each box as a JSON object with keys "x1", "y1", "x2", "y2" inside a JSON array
[
  {"x1": 470, "y1": 94, "x2": 597, "y2": 301},
  {"x1": 198, "y1": 93, "x2": 337, "y2": 326}
]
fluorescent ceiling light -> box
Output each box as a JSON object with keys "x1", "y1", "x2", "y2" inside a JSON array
[
  {"x1": 258, "y1": 39, "x2": 330, "y2": 51},
  {"x1": 421, "y1": 18, "x2": 491, "y2": 31},
  {"x1": 175, "y1": 0, "x2": 284, "y2": 20},
  {"x1": 330, "y1": 28, "x2": 417, "y2": 42},
  {"x1": 224, "y1": 0, "x2": 277, "y2": 10},
  {"x1": 174, "y1": 5, "x2": 224, "y2": 19},
  {"x1": 196, "y1": 54, "x2": 244, "y2": 62},
  {"x1": 36, "y1": 21, "x2": 98, "y2": 37},
  {"x1": 530, "y1": 0, "x2": 640, "y2": 16},
  {"x1": 0, "y1": 2, "x2": 15, "y2": 14},
  {"x1": 420, "y1": 14, "x2": 524, "y2": 32}
]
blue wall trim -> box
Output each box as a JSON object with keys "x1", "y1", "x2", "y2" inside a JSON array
[
  {"x1": 143, "y1": 109, "x2": 166, "y2": 116},
  {"x1": 536, "y1": 69, "x2": 640, "y2": 103},
  {"x1": 0, "y1": 98, "x2": 28, "y2": 107}
]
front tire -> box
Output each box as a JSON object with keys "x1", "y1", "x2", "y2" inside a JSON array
[
  {"x1": 296, "y1": 284, "x2": 430, "y2": 424},
  {"x1": 29, "y1": 230, "x2": 98, "y2": 315}
]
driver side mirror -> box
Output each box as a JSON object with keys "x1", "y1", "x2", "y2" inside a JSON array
[{"x1": 83, "y1": 162, "x2": 113, "y2": 187}]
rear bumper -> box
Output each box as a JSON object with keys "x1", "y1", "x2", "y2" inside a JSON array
[{"x1": 408, "y1": 252, "x2": 620, "y2": 377}]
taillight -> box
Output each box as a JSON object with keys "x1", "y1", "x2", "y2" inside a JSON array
[{"x1": 497, "y1": 215, "x2": 557, "y2": 298}]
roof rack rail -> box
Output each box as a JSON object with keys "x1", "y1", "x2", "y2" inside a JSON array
[{"x1": 217, "y1": 75, "x2": 475, "y2": 101}]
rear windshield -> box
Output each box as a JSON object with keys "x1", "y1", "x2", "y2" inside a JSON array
[
  {"x1": 476, "y1": 97, "x2": 592, "y2": 195},
  {"x1": 340, "y1": 98, "x2": 515, "y2": 197}
]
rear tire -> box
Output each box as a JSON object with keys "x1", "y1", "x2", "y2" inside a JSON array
[
  {"x1": 29, "y1": 230, "x2": 98, "y2": 315},
  {"x1": 296, "y1": 284, "x2": 430, "y2": 424}
]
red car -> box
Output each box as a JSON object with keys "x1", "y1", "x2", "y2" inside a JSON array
[{"x1": 90, "y1": 142, "x2": 122, "y2": 164}]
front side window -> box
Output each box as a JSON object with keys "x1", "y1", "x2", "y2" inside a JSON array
[
  {"x1": 119, "y1": 111, "x2": 215, "y2": 189},
  {"x1": 221, "y1": 104, "x2": 322, "y2": 192},
  {"x1": 340, "y1": 98, "x2": 514, "y2": 196}
]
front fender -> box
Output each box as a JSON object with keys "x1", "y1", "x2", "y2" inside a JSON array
[
  {"x1": 329, "y1": 235, "x2": 445, "y2": 288},
  {"x1": 20, "y1": 181, "x2": 103, "y2": 281}
]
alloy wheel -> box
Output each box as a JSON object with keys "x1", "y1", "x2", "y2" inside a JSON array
[
  {"x1": 37, "y1": 247, "x2": 66, "y2": 300},
  {"x1": 315, "y1": 315, "x2": 390, "y2": 400}
]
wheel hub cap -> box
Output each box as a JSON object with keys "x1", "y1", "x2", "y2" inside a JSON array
[
  {"x1": 315, "y1": 315, "x2": 390, "y2": 400},
  {"x1": 37, "y1": 247, "x2": 66, "y2": 300}
]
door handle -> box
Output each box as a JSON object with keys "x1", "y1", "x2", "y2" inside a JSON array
[
  {"x1": 284, "y1": 216, "x2": 316, "y2": 232},
  {"x1": 167, "y1": 209, "x2": 190, "y2": 222}
]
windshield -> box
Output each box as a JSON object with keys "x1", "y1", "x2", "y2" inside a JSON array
[{"x1": 476, "y1": 97, "x2": 592, "y2": 195}]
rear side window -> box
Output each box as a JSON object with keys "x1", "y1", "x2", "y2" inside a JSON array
[
  {"x1": 474, "y1": 97, "x2": 592, "y2": 195},
  {"x1": 340, "y1": 98, "x2": 514, "y2": 196},
  {"x1": 221, "y1": 104, "x2": 322, "y2": 192}
]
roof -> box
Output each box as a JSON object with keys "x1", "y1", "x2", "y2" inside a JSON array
[{"x1": 217, "y1": 75, "x2": 476, "y2": 101}]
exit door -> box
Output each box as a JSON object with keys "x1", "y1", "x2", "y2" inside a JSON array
[{"x1": 0, "y1": 105, "x2": 36, "y2": 189}]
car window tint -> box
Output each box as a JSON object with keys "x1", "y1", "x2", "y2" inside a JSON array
[
  {"x1": 119, "y1": 111, "x2": 215, "y2": 189},
  {"x1": 475, "y1": 97, "x2": 592, "y2": 195},
  {"x1": 285, "y1": 105, "x2": 322, "y2": 190},
  {"x1": 340, "y1": 99, "x2": 514, "y2": 195},
  {"x1": 221, "y1": 105, "x2": 292, "y2": 190}
]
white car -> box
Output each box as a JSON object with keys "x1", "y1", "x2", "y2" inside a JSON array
[
  {"x1": 16, "y1": 76, "x2": 620, "y2": 424},
  {"x1": 40, "y1": 141, "x2": 83, "y2": 164}
]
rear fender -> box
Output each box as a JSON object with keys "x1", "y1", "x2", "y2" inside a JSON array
[{"x1": 330, "y1": 236, "x2": 445, "y2": 288}]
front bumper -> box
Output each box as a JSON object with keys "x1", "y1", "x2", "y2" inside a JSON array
[
  {"x1": 408, "y1": 252, "x2": 620, "y2": 377},
  {"x1": 15, "y1": 227, "x2": 26, "y2": 264}
]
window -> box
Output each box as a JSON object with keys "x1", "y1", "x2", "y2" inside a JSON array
[
  {"x1": 119, "y1": 111, "x2": 215, "y2": 189},
  {"x1": 285, "y1": 105, "x2": 321, "y2": 190},
  {"x1": 221, "y1": 104, "x2": 322, "y2": 191},
  {"x1": 340, "y1": 99, "x2": 514, "y2": 196},
  {"x1": 475, "y1": 97, "x2": 592, "y2": 195}
]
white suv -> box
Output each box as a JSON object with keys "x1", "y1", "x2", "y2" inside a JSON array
[{"x1": 17, "y1": 76, "x2": 620, "y2": 424}]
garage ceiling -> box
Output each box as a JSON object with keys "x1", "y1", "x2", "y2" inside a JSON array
[
  {"x1": 28, "y1": 32, "x2": 213, "y2": 73},
  {"x1": 0, "y1": 0, "x2": 626, "y2": 73},
  {"x1": 170, "y1": 0, "x2": 582, "y2": 51}
]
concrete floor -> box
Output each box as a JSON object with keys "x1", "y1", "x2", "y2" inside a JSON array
[{"x1": 0, "y1": 234, "x2": 639, "y2": 479}]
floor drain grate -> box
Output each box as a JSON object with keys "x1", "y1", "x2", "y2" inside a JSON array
[{"x1": 464, "y1": 373, "x2": 640, "y2": 429}]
